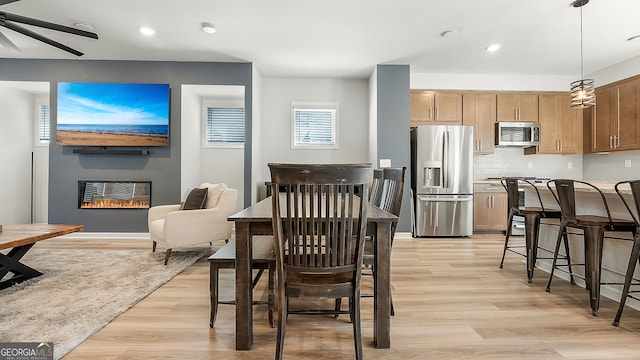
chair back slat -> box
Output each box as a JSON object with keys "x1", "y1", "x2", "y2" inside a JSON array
[
  {"x1": 270, "y1": 163, "x2": 370, "y2": 275},
  {"x1": 369, "y1": 169, "x2": 384, "y2": 207},
  {"x1": 548, "y1": 179, "x2": 614, "y2": 224},
  {"x1": 379, "y1": 167, "x2": 406, "y2": 216}
]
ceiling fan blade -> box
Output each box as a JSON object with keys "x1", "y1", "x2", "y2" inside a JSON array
[
  {"x1": 0, "y1": 28, "x2": 19, "y2": 51},
  {"x1": 1, "y1": 20, "x2": 84, "y2": 56},
  {"x1": 1, "y1": 11, "x2": 98, "y2": 39},
  {"x1": 0, "y1": 0, "x2": 20, "y2": 5}
]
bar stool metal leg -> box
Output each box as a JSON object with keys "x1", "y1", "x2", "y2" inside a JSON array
[{"x1": 613, "y1": 233, "x2": 640, "y2": 326}]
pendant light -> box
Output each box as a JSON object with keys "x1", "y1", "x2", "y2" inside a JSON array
[{"x1": 570, "y1": 0, "x2": 595, "y2": 108}]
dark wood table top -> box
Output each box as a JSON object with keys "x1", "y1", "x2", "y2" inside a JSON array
[
  {"x1": 229, "y1": 196, "x2": 397, "y2": 223},
  {"x1": 0, "y1": 224, "x2": 84, "y2": 250}
]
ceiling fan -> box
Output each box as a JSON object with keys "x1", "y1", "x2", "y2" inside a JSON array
[{"x1": 0, "y1": 0, "x2": 98, "y2": 56}]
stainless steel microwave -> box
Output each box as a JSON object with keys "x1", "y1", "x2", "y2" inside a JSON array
[{"x1": 495, "y1": 121, "x2": 540, "y2": 147}]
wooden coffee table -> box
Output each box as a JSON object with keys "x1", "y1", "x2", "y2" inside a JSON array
[{"x1": 0, "y1": 224, "x2": 84, "y2": 290}]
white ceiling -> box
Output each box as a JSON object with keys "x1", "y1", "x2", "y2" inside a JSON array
[{"x1": 0, "y1": 0, "x2": 639, "y2": 79}]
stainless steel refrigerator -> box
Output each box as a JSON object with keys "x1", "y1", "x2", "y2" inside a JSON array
[{"x1": 410, "y1": 125, "x2": 474, "y2": 237}]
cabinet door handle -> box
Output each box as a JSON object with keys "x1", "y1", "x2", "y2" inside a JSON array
[
  {"x1": 615, "y1": 135, "x2": 618, "y2": 149},
  {"x1": 479, "y1": 139, "x2": 482, "y2": 151},
  {"x1": 429, "y1": 107, "x2": 433, "y2": 120},
  {"x1": 435, "y1": 108, "x2": 439, "y2": 120},
  {"x1": 610, "y1": 136, "x2": 613, "y2": 149},
  {"x1": 560, "y1": 139, "x2": 563, "y2": 152}
]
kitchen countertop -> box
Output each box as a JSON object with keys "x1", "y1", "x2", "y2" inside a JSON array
[{"x1": 474, "y1": 179, "x2": 631, "y2": 195}]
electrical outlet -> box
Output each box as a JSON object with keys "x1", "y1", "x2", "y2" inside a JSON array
[
  {"x1": 625, "y1": 159, "x2": 632, "y2": 168},
  {"x1": 528, "y1": 162, "x2": 533, "y2": 170},
  {"x1": 568, "y1": 162, "x2": 573, "y2": 169},
  {"x1": 380, "y1": 159, "x2": 391, "y2": 168}
]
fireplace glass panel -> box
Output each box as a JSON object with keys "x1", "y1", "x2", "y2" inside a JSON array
[{"x1": 79, "y1": 181, "x2": 151, "y2": 209}]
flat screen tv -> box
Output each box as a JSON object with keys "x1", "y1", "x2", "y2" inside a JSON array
[{"x1": 56, "y1": 82, "x2": 170, "y2": 147}]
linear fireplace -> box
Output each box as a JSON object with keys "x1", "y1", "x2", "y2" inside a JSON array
[{"x1": 78, "y1": 181, "x2": 151, "y2": 209}]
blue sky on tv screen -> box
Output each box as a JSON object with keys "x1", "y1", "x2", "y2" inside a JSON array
[{"x1": 57, "y1": 82, "x2": 170, "y2": 126}]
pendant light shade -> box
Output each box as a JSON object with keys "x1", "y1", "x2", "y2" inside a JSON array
[
  {"x1": 570, "y1": 0, "x2": 595, "y2": 108},
  {"x1": 570, "y1": 79, "x2": 595, "y2": 107}
]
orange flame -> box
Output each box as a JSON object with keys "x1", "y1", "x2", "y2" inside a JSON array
[{"x1": 81, "y1": 199, "x2": 150, "y2": 209}]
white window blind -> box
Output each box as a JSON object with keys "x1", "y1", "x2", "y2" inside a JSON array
[
  {"x1": 205, "y1": 107, "x2": 245, "y2": 144},
  {"x1": 291, "y1": 102, "x2": 338, "y2": 149},
  {"x1": 39, "y1": 104, "x2": 50, "y2": 143}
]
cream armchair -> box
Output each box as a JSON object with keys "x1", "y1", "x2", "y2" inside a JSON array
[{"x1": 148, "y1": 183, "x2": 238, "y2": 265}]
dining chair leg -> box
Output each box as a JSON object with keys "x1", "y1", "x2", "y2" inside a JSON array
[
  {"x1": 546, "y1": 224, "x2": 567, "y2": 292},
  {"x1": 352, "y1": 292, "x2": 363, "y2": 360},
  {"x1": 500, "y1": 211, "x2": 515, "y2": 269},
  {"x1": 613, "y1": 233, "x2": 640, "y2": 326},
  {"x1": 268, "y1": 263, "x2": 275, "y2": 328},
  {"x1": 209, "y1": 264, "x2": 219, "y2": 328},
  {"x1": 275, "y1": 292, "x2": 287, "y2": 360},
  {"x1": 152, "y1": 241, "x2": 157, "y2": 252}
]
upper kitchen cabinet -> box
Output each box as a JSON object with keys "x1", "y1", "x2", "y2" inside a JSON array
[
  {"x1": 462, "y1": 93, "x2": 496, "y2": 155},
  {"x1": 410, "y1": 90, "x2": 462, "y2": 126},
  {"x1": 497, "y1": 93, "x2": 539, "y2": 122},
  {"x1": 591, "y1": 76, "x2": 640, "y2": 152},
  {"x1": 537, "y1": 93, "x2": 582, "y2": 154}
]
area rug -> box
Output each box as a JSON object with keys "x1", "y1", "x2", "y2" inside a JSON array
[{"x1": 0, "y1": 247, "x2": 211, "y2": 359}]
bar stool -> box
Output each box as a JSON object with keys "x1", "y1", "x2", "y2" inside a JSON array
[
  {"x1": 546, "y1": 179, "x2": 636, "y2": 316},
  {"x1": 499, "y1": 178, "x2": 572, "y2": 283},
  {"x1": 612, "y1": 180, "x2": 640, "y2": 326}
]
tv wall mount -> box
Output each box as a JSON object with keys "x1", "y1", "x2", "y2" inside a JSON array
[{"x1": 0, "y1": 0, "x2": 98, "y2": 56}]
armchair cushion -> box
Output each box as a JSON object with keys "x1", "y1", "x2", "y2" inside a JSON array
[
  {"x1": 182, "y1": 187, "x2": 208, "y2": 210},
  {"x1": 200, "y1": 182, "x2": 228, "y2": 209}
]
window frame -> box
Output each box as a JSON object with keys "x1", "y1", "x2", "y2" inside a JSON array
[
  {"x1": 34, "y1": 95, "x2": 50, "y2": 146},
  {"x1": 201, "y1": 98, "x2": 245, "y2": 149},
  {"x1": 290, "y1": 102, "x2": 339, "y2": 150}
]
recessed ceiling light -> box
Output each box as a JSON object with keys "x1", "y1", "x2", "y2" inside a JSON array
[
  {"x1": 202, "y1": 22, "x2": 216, "y2": 34},
  {"x1": 486, "y1": 43, "x2": 502, "y2": 52},
  {"x1": 628, "y1": 35, "x2": 640, "y2": 42},
  {"x1": 139, "y1": 26, "x2": 156, "y2": 36}
]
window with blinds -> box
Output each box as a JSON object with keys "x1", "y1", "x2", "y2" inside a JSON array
[
  {"x1": 204, "y1": 106, "x2": 245, "y2": 146},
  {"x1": 291, "y1": 102, "x2": 339, "y2": 149},
  {"x1": 38, "y1": 104, "x2": 50, "y2": 143}
]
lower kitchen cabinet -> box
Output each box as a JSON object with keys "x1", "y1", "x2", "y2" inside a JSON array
[{"x1": 474, "y1": 185, "x2": 507, "y2": 233}]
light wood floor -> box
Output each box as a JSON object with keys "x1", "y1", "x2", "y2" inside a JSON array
[{"x1": 35, "y1": 233, "x2": 640, "y2": 359}]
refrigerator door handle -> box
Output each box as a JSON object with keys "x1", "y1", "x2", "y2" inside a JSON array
[{"x1": 442, "y1": 131, "x2": 448, "y2": 189}]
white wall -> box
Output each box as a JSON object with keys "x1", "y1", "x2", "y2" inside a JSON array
[
  {"x1": 258, "y1": 78, "x2": 370, "y2": 182},
  {"x1": 589, "y1": 54, "x2": 640, "y2": 87},
  {"x1": 33, "y1": 94, "x2": 49, "y2": 223},
  {"x1": 181, "y1": 85, "x2": 245, "y2": 210},
  {"x1": 0, "y1": 84, "x2": 36, "y2": 224},
  {"x1": 410, "y1": 72, "x2": 575, "y2": 91}
]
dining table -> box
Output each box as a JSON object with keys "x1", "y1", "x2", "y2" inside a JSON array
[{"x1": 228, "y1": 195, "x2": 397, "y2": 350}]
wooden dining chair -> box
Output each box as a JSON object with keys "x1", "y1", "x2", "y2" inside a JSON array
[
  {"x1": 360, "y1": 167, "x2": 405, "y2": 315},
  {"x1": 612, "y1": 180, "x2": 640, "y2": 326},
  {"x1": 268, "y1": 163, "x2": 370, "y2": 360}
]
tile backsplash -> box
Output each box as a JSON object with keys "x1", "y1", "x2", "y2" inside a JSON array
[{"x1": 474, "y1": 148, "x2": 583, "y2": 180}]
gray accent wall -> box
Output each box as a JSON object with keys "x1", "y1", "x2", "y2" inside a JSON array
[
  {"x1": 375, "y1": 65, "x2": 411, "y2": 231},
  {"x1": 0, "y1": 59, "x2": 252, "y2": 232}
]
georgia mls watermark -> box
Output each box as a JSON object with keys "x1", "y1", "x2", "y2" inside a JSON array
[{"x1": 0, "y1": 342, "x2": 53, "y2": 360}]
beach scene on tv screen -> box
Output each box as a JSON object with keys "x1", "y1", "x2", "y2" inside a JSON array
[{"x1": 56, "y1": 82, "x2": 170, "y2": 146}]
